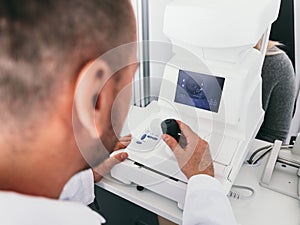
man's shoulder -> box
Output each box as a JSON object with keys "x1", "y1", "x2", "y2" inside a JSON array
[{"x1": 0, "y1": 191, "x2": 105, "y2": 225}]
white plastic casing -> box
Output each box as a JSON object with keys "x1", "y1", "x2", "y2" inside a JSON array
[{"x1": 111, "y1": 0, "x2": 280, "y2": 209}]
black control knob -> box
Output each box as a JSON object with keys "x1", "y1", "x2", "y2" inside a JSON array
[{"x1": 161, "y1": 119, "x2": 181, "y2": 142}]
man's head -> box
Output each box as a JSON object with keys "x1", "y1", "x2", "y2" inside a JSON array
[{"x1": 0, "y1": 0, "x2": 137, "y2": 197}]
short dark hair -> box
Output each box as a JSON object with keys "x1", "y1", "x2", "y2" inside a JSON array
[{"x1": 0, "y1": 0, "x2": 135, "y2": 127}]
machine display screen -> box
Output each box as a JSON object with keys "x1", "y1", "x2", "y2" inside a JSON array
[{"x1": 174, "y1": 70, "x2": 225, "y2": 113}]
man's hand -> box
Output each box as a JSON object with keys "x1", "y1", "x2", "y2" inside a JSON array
[
  {"x1": 113, "y1": 134, "x2": 132, "y2": 151},
  {"x1": 162, "y1": 121, "x2": 214, "y2": 179},
  {"x1": 93, "y1": 134, "x2": 131, "y2": 183}
]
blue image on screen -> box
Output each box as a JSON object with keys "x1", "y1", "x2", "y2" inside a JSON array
[{"x1": 174, "y1": 70, "x2": 225, "y2": 113}]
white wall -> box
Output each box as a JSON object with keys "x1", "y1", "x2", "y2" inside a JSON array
[
  {"x1": 288, "y1": 0, "x2": 300, "y2": 139},
  {"x1": 148, "y1": 0, "x2": 173, "y2": 98},
  {"x1": 295, "y1": 0, "x2": 300, "y2": 86}
]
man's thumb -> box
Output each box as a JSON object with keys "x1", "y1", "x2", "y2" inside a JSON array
[{"x1": 162, "y1": 134, "x2": 179, "y2": 152}]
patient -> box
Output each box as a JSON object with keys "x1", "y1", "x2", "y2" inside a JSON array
[{"x1": 256, "y1": 41, "x2": 297, "y2": 143}]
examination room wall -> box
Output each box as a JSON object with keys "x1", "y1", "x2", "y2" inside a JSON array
[{"x1": 148, "y1": 0, "x2": 173, "y2": 98}]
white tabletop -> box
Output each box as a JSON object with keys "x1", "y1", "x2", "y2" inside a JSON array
[
  {"x1": 96, "y1": 106, "x2": 300, "y2": 225},
  {"x1": 229, "y1": 140, "x2": 300, "y2": 225}
]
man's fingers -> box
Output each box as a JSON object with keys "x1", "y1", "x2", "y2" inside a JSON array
[
  {"x1": 176, "y1": 120, "x2": 194, "y2": 138},
  {"x1": 114, "y1": 142, "x2": 127, "y2": 150},
  {"x1": 119, "y1": 134, "x2": 132, "y2": 142},
  {"x1": 176, "y1": 120, "x2": 206, "y2": 146},
  {"x1": 112, "y1": 152, "x2": 128, "y2": 163},
  {"x1": 108, "y1": 152, "x2": 128, "y2": 169},
  {"x1": 114, "y1": 134, "x2": 132, "y2": 150},
  {"x1": 93, "y1": 152, "x2": 128, "y2": 183},
  {"x1": 94, "y1": 152, "x2": 128, "y2": 176}
]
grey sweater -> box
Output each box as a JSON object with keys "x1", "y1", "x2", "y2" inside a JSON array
[{"x1": 256, "y1": 47, "x2": 297, "y2": 143}]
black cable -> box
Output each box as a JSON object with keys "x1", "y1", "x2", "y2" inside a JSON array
[
  {"x1": 247, "y1": 145, "x2": 273, "y2": 164},
  {"x1": 253, "y1": 149, "x2": 271, "y2": 164},
  {"x1": 250, "y1": 144, "x2": 295, "y2": 165}
]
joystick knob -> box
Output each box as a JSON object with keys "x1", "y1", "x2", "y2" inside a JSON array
[{"x1": 161, "y1": 119, "x2": 181, "y2": 142}]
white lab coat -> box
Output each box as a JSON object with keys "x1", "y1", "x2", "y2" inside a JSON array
[
  {"x1": 0, "y1": 189, "x2": 105, "y2": 225},
  {"x1": 0, "y1": 170, "x2": 237, "y2": 225},
  {"x1": 182, "y1": 175, "x2": 237, "y2": 225},
  {"x1": 59, "y1": 169, "x2": 95, "y2": 205}
]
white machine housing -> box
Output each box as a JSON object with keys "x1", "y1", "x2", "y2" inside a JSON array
[{"x1": 111, "y1": 0, "x2": 281, "y2": 209}]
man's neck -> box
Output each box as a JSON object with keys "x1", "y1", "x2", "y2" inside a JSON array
[{"x1": 0, "y1": 145, "x2": 84, "y2": 199}]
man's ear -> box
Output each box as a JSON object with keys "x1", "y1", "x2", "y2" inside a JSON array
[{"x1": 74, "y1": 59, "x2": 111, "y2": 139}]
